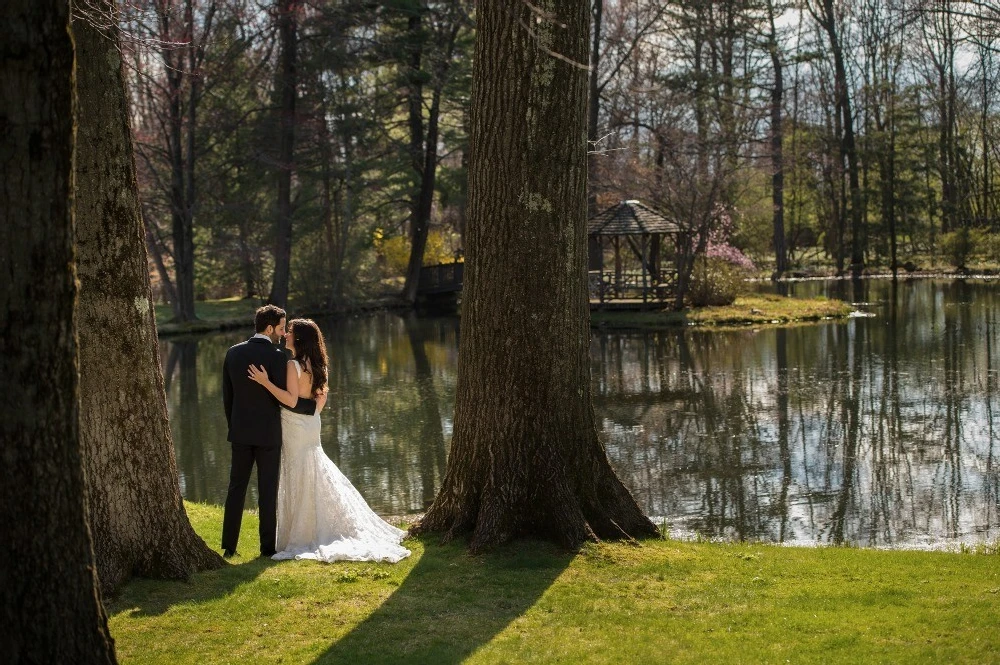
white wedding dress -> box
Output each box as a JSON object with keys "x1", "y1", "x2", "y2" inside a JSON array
[{"x1": 273, "y1": 361, "x2": 410, "y2": 563}]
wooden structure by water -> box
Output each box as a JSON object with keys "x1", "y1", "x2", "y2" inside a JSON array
[
  {"x1": 416, "y1": 262, "x2": 464, "y2": 309},
  {"x1": 588, "y1": 200, "x2": 681, "y2": 310},
  {"x1": 415, "y1": 200, "x2": 681, "y2": 311}
]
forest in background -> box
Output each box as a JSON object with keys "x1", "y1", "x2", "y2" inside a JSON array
[{"x1": 125, "y1": 0, "x2": 1000, "y2": 321}]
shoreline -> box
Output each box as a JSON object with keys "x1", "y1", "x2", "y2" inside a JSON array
[
  {"x1": 155, "y1": 295, "x2": 410, "y2": 338},
  {"x1": 155, "y1": 269, "x2": 999, "y2": 338}
]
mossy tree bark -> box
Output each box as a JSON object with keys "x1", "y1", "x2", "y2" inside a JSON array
[
  {"x1": 0, "y1": 2, "x2": 117, "y2": 660},
  {"x1": 73, "y1": 1, "x2": 224, "y2": 596},
  {"x1": 414, "y1": 0, "x2": 659, "y2": 552}
]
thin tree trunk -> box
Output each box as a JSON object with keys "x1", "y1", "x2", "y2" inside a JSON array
[
  {"x1": 415, "y1": 0, "x2": 658, "y2": 552},
  {"x1": 403, "y1": 14, "x2": 459, "y2": 305},
  {"x1": 587, "y1": 0, "x2": 603, "y2": 218},
  {"x1": 145, "y1": 216, "x2": 179, "y2": 305},
  {"x1": 73, "y1": 0, "x2": 224, "y2": 596},
  {"x1": 183, "y1": 0, "x2": 199, "y2": 302},
  {"x1": 1, "y1": 2, "x2": 117, "y2": 659},
  {"x1": 270, "y1": 0, "x2": 298, "y2": 307},
  {"x1": 823, "y1": 6, "x2": 864, "y2": 277},
  {"x1": 403, "y1": 84, "x2": 442, "y2": 304},
  {"x1": 160, "y1": 5, "x2": 197, "y2": 322},
  {"x1": 767, "y1": 3, "x2": 786, "y2": 277}
]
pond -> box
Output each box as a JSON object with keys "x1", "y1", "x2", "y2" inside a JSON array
[{"x1": 162, "y1": 278, "x2": 1000, "y2": 549}]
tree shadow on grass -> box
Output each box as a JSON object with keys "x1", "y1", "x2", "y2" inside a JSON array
[
  {"x1": 106, "y1": 555, "x2": 280, "y2": 618},
  {"x1": 312, "y1": 535, "x2": 573, "y2": 665}
]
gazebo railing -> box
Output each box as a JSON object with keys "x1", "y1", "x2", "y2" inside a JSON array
[{"x1": 588, "y1": 269, "x2": 677, "y2": 303}]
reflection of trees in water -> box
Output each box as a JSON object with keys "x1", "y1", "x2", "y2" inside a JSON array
[
  {"x1": 594, "y1": 280, "x2": 1000, "y2": 545},
  {"x1": 317, "y1": 315, "x2": 456, "y2": 515},
  {"x1": 163, "y1": 318, "x2": 458, "y2": 516},
  {"x1": 405, "y1": 314, "x2": 449, "y2": 509},
  {"x1": 163, "y1": 335, "x2": 239, "y2": 505},
  {"x1": 160, "y1": 284, "x2": 1000, "y2": 545}
]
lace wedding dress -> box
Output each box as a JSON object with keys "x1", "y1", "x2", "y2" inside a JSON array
[{"x1": 273, "y1": 362, "x2": 410, "y2": 563}]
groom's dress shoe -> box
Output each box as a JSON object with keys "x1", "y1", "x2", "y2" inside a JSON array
[
  {"x1": 259, "y1": 550, "x2": 276, "y2": 558},
  {"x1": 223, "y1": 549, "x2": 238, "y2": 559}
]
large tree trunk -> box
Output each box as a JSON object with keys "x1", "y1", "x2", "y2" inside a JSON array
[
  {"x1": 1, "y1": 2, "x2": 117, "y2": 660},
  {"x1": 269, "y1": 0, "x2": 298, "y2": 307},
  {"x1": 73, "y1": 0, "x2": 224, "y2": 596},
  {"x1": 415, "y1": 0, "x2": 659, "y2": 552}
]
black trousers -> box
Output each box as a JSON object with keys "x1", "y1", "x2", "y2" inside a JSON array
[{"x1": 221, "y1": 442, "x2": 281, "y2": 555}]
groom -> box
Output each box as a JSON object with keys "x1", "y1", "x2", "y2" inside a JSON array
[{"x1": 221, "y1": 305, "x2": 316, "y2": 558}]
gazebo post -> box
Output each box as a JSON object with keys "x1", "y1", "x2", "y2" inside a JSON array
[
  {"x1": 650, "y1": 234, "x2": 661, "y2": 287},
  {"x1": 599, "y1": 235, "x2": 606, "y2": 304},
  {"x1": 613, "y1": 236, "x2": 622, "y2": 299},
  {"x1": 641, "y1": 233, "x2": 648, "y2": 303}
]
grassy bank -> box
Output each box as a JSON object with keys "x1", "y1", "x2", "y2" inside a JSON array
[
  {"x1": 107, "y1": 502, "x2": 999, "y2": 664},
  {"x1": 154, "y1": 298, "x2": 261, "y2": 337},
  {"x1": 592, "y1": 293, "x2": 854, "y2": 330},
  {"x1": 157, "y1": 293, "x2": 853, "y2": 338},
  {"x1": 154, "y1": 296, "x2": 405, "y2": 337}
]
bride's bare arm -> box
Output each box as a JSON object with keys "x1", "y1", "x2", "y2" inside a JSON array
[{"x1": 247, "y1": 361, "x2": 299, "y2": 408}]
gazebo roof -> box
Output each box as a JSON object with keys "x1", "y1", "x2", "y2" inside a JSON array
[{"x1": 588, "y1": 200, "x2": 679, "y2": 236}]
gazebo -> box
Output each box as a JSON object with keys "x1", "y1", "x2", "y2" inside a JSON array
[{"x1": 588, "y1": 200, "x2": 680, "y2": 306}]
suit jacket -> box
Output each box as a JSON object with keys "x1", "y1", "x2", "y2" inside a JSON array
[{"x1": 223, "y1": 337, "x2": 316, "y2": 448}]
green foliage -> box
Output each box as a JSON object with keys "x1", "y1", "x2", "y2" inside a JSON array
[
  {"x1": 687, "y1": 256, "x2": 752, "y2": 307},
  {"x1": 374, "y1": 229, "x2": 463, "y2": 277},
  {"x1": 981, "y1": 233, "x2": 1000, "y2": 265},
  {"x1": 940, "y1": 228, "x2": 987, "y2": 268}
]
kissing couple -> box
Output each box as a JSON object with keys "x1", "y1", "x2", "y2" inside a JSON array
[{"x1": 220, "y1": 305, "x2": 410, "y2": 563}]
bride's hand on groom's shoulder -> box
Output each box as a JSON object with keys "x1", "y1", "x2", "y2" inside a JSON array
[{"x1": 247, "y1": 364, "x2": 269, "y2": 385}]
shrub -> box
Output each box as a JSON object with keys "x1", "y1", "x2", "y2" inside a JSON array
[
  {"x1": 981, "y1": 232, "x2": 1000, "y2": 266},
  {"x1": 940, "y1": 228, "x2": 987, "y2": 269},
  {"x1": 374, "y1": 229, "x2": 462, "y2": 277},
  {"x1": 687, "y1": 256, "x2": 751, "y2": 307}
]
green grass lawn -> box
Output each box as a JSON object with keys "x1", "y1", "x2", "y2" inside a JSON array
[
  {"x1": 592, "y1": 294, "x2": 854, "y2": 330},
  {"x1": 107, "y1": 502, "x2": 1000, "y2": 664},
  {"x1": 154, "y1": 298, "x2": 261, "y2": 336}
]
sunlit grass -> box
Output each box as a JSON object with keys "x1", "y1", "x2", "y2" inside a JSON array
[
  {"x1": 154, "y1": 297, "x2": 259, "y2": 325},
  {"x1": 107, "y1": 502, "x2": 1000, "y2": 664},
  {"x1": 592, "y1": 294, "x2": 853, "y2": 330}
]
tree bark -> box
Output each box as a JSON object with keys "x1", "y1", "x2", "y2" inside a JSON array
[
  {"x1": 73, "y1": 0, "x2": 224, "y2": 596},
  {"x1": 159, "y1": 3, "x2": 197, "y2": 321},
  {"x1": 822, "y1": 0, "x2": 865, "y2": 276},
  {"x1": 587, "y1": 0, "x2": 603, "y2": 219},
  {"x1": 766, "y1": 1, "x2": 787, "y2": 277},
  {"x1": 414, "y1": 0, "x2": 659, "y2": 552},
  {"x1": 269, "y1": 0, "x2": 298, "y2": 307},
  {"x1": 402, "y1": 9, "x2": 461, "y2": 305},
  {"x1": 1, "y1": 1, "x2": 117, "y2": 660}
]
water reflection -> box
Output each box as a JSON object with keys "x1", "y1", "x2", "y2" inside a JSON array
[
  {"x1": 162, "y1": 280, "x2": 1000, "y2": 548},
  {"x1": 164, "y1": 315, "x2": 458, "y2": 516}
]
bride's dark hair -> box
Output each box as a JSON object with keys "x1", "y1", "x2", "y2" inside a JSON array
[{"x1": 288, "y1": 318, "x2": 328, "y2": 396}]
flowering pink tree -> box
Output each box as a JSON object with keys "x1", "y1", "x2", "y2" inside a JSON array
[{"x1": 705, "y1": 211, "x2": 755, "y2": 271}]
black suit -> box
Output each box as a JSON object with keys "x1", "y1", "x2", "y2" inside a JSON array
[{"x1": 221, "y1": 336, "x2": 316, "y2": 555}]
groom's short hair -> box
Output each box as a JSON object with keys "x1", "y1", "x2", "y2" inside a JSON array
[{"x1": 255, "y1": 305, "x2": 286, "y2": 333}]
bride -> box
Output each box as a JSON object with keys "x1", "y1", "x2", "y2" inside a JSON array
[{"x1": 248, "y1": 318, "x2": 410, "y2": 563}]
